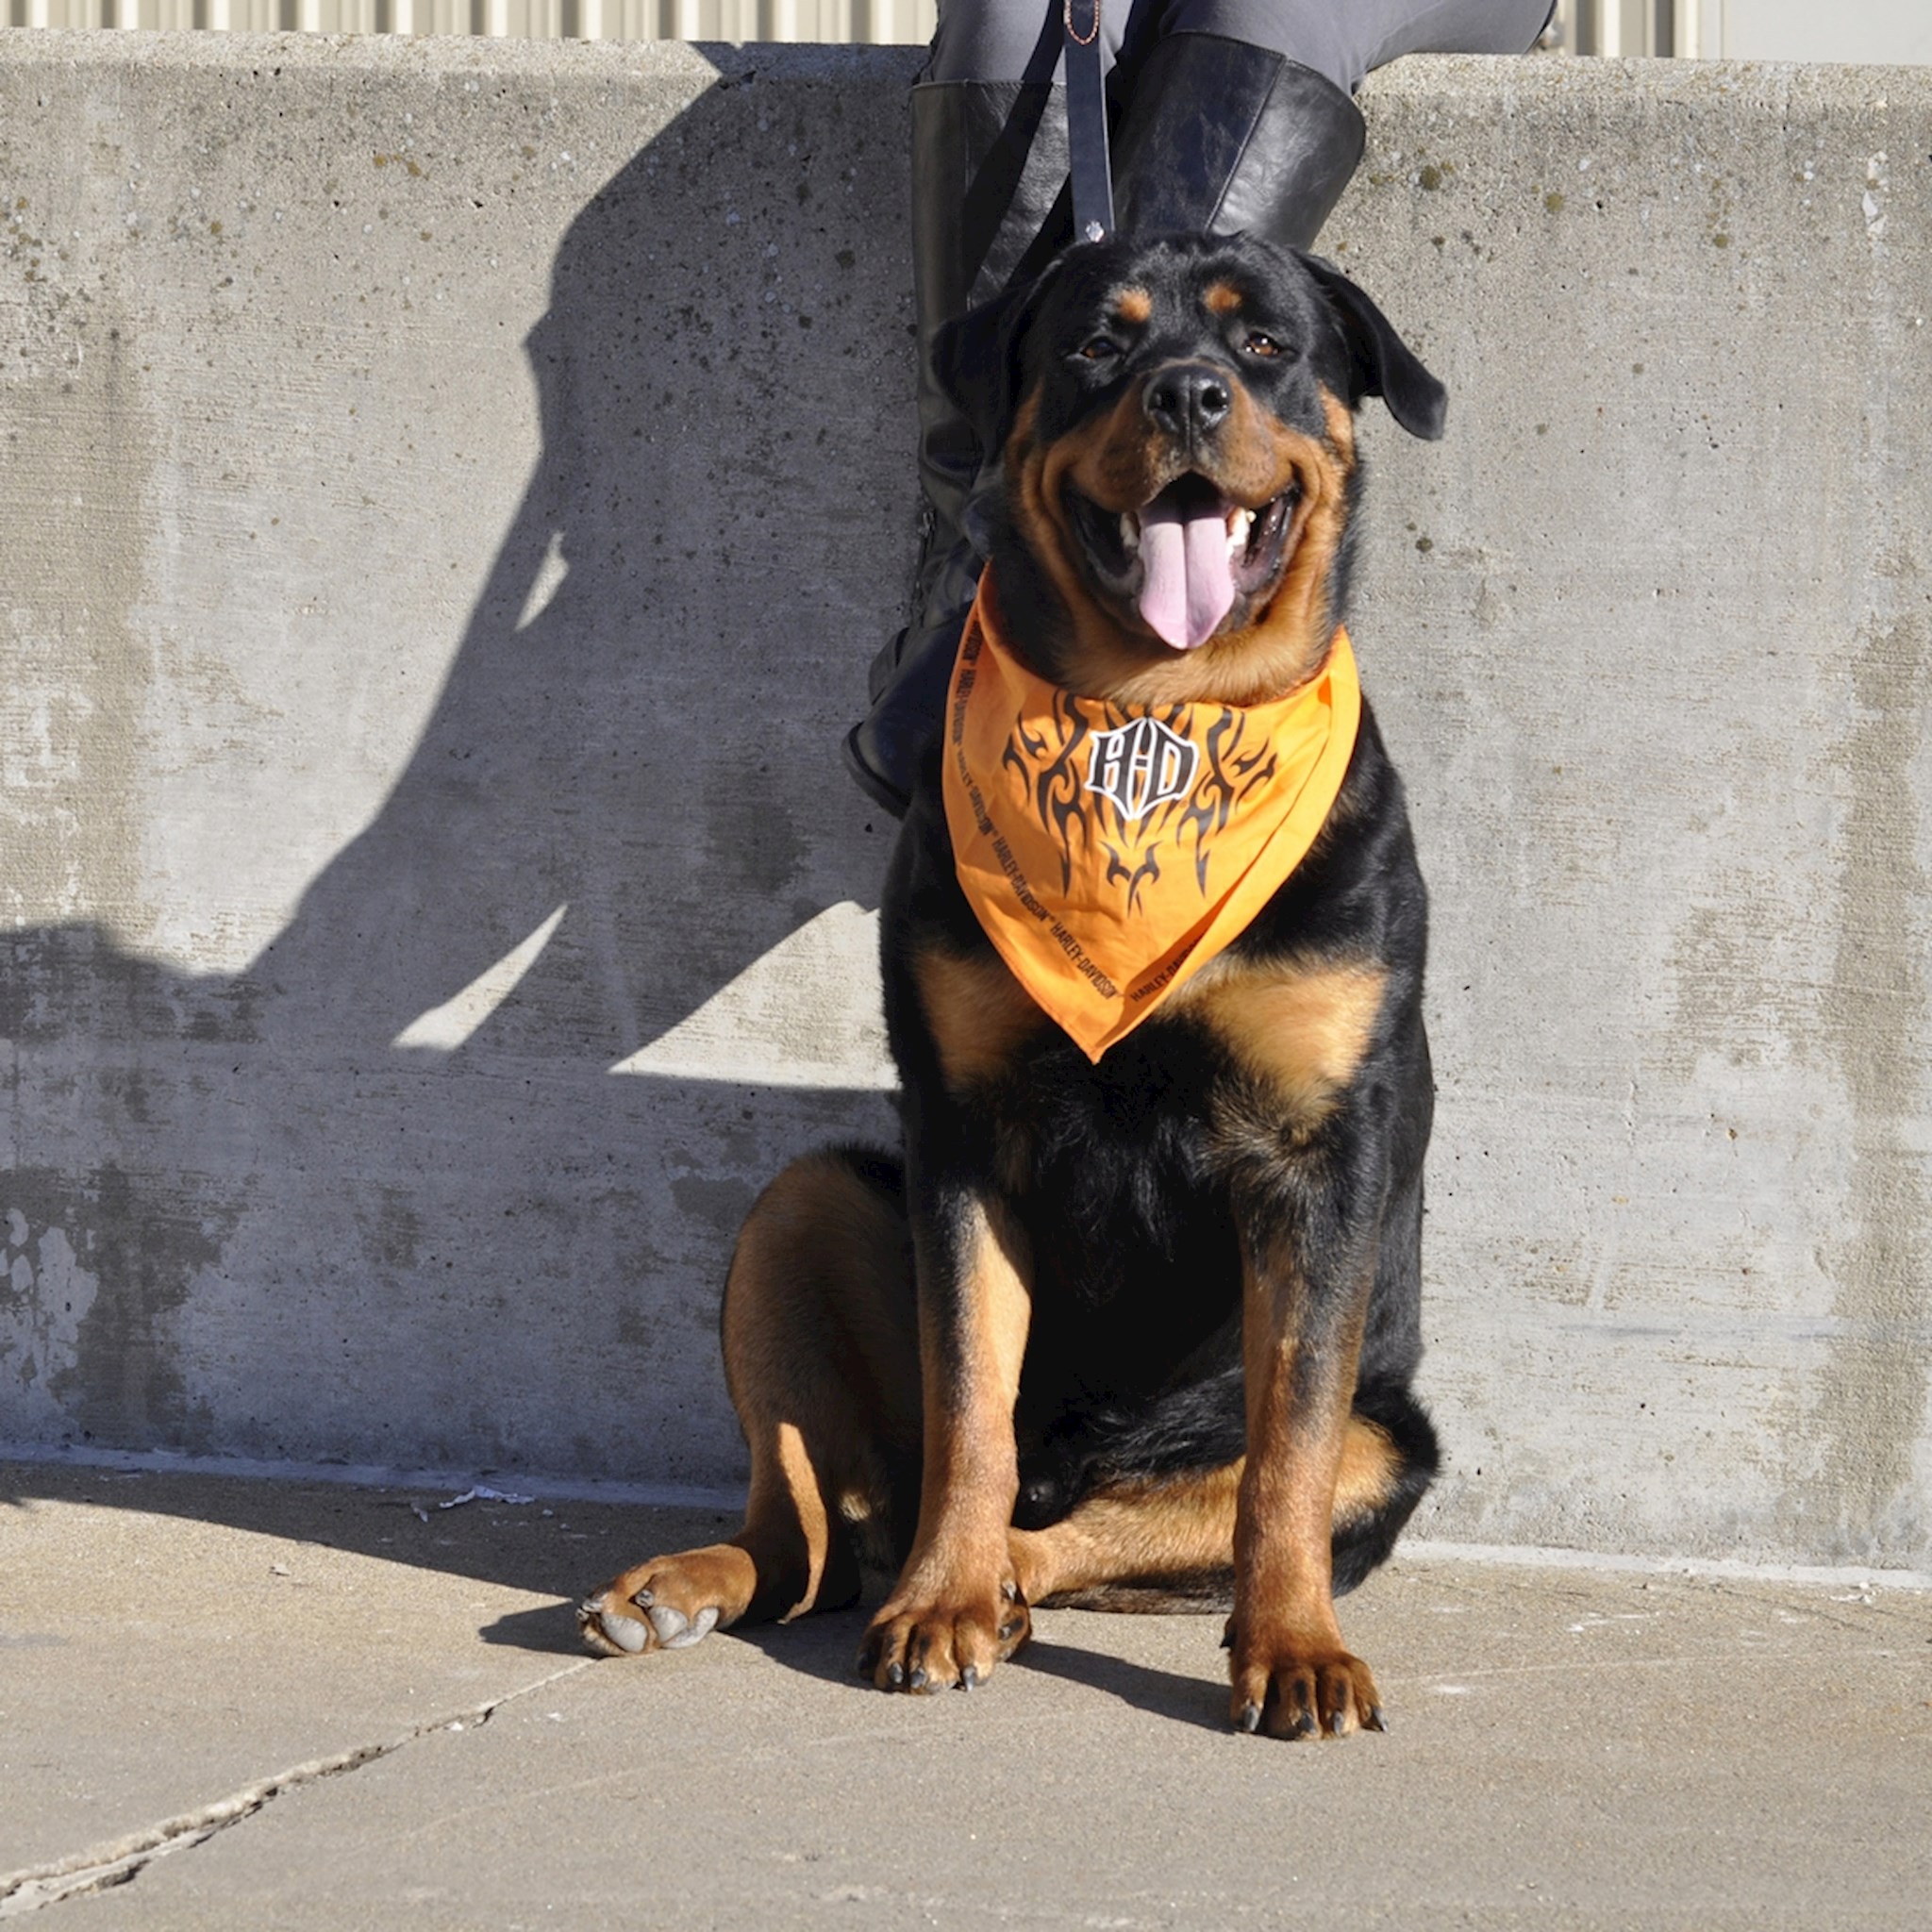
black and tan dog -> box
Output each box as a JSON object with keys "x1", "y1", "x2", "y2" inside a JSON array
[{"x1": 580, "y1": 231, "x2": 1448, "y2": 1740}]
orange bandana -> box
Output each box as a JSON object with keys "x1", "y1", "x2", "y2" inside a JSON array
[{"x1": 942, "y1": 574, "x2": 1361, "y2": 1062}]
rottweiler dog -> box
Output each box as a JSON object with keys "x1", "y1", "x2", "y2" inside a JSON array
[{"x1": 580, "y1": 231, "x2": 1448, "y2": 1740}]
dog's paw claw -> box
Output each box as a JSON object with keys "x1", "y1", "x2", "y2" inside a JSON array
[
  {"x1": 577, "y1": 1547, "x2": 748, "y2": 1659},
  {"x1": 574, "y1": 1591, "x2": 641, "y2": 1658},
  {"x1": 860, "y1": 1577, "x2": 1027, "y2": 1693},
  {"x1": 1229, "y1": 1640, "x2": 1382, "y2": 1740}
]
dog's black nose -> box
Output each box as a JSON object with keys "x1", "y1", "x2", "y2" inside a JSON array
[{"x1": 1143, "y1": 363, "x2": 1232, "y2": 440}]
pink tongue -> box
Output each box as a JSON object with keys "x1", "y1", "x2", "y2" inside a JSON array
[{"x1": 1137, "y1": 496, "x2": 1235, "y2": 651}]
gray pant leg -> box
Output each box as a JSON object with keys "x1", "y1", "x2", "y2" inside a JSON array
[
  {"x1": 1159, "y1": 0, "x2": 1553, "y2": 86},
  {"x1": 924, "y1": 0, "x2": 1131, "y2": 85},
  {"x1": 926, "y1": 0, "x2": 1553, "y2": 92}
]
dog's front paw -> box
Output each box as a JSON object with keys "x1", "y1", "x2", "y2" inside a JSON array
[
  {"x1": 575, "y1": 1545, "x2": 753, "y2": 1658},
  {"x1": 857, "y1": 1575, "x2": 1030, "y2": 1692},
  {"x1": 1225, "y1": 1624, "x2": 1385, "y2": 1740}
]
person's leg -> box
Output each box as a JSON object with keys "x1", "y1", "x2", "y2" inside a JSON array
[
  {"x1": 1134, "y1": 0, "x2": 1555, "y2": 93},
  {"x1": 1108, "y1": 0, "x2": 1555, "y2": 244},
  {"x1": 1107, "y1": 19, "x2": 1365, "y2": 252},
  {"x1": 1353, "y1": 0, "x2": 1559, "y2": 80},
  {"x1": 842, "y1": 3, "x2": 1088, "y2": 815},
  {"x1": 846, "y1": 0, "x2": 1554, "y2": 815},
  {"x1": 921, "y1": 0, "x2": 1555, "y2": 89},
  {"x1": 924, "y1": 0, "x2": 1109, "y2": 83}
]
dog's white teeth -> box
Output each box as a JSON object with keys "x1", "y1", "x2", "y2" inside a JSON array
[
  {"x1": 1120, "y1": 512, "x2": 1140, "y2": 557},
  {"x1": 1226, "y1": 508, "x2": 1255, "y2": 557}
]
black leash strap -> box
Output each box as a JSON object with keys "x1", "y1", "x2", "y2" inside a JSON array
[{"x1": 1063, "y1": 0, "x2": 1114, "y2": 242}]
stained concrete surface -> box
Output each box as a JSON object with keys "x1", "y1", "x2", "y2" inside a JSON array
[
  {"x1": 1, "y1": 1465, "x2": 1927, "y2": 1928},
  {"x1": 3, "y1": 38, "x2": 1931, "y2": 1569}
]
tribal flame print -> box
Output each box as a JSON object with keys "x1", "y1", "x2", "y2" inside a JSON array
[
  {"x1": 943, "y1": 572, "x2": 1359, "y2": 1061},
  {"x1": 1177, "y1": 710, "x2": 1281, "y2": 893},
  {"x1": 1004, "y1": 697, "x2": 1280, "y2": 915},
  {"x1": 1002, "y1": 690, "x2": 1091, "y2": 893}
]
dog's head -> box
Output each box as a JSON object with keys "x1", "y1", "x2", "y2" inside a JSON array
[{"x1": 936, "y1": 232, "x2": 1444, "y2": 707}]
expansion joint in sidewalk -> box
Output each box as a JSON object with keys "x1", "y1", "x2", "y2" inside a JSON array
[{"x1": 0, "y1": 1661, "x2": 591, "y2": 1917}]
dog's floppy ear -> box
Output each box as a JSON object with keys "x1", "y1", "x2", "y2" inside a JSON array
[
  {"x1": 932, "y1": 260, "x2": 1063, "y2": 454},
  {"x1": 1299, "y1": 254, "x2": 1447, "y2": 442}
]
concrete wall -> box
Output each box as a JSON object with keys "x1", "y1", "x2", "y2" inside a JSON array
[{"x1": 3, "y1": 34, "x2": 1928, "y2": 1570}]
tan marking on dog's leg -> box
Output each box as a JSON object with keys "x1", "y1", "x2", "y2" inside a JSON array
[
  {"x1": 1331, "y1": 1413, "x2": 1402, "y2": 1527},
  {"x1": 861, "y1": 1195, "x2": 1034, "y2": 1690},
  {"x1": 580, "y1": 1153, "x2": 915, "y2": 1658},
  {"x1": 1008, "y1": 1409, "x2": 1399, "y2": 1609},
  {"x1": 1009, "y1": 1462, "x2": 1241, "y2": 1604},
  {"x1": 1184, "y1": 958, "x2": 1388, "y2": 1129},
  {"x1": 913, "y1": 945, "x2": 1046, "y2": 1091},
  {"x1": 1227, "y1": 1251, "x2": 1381, "y2": 1739}
]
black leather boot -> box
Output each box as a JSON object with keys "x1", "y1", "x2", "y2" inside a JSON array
[
  {"x1": 1110, "y1": 32, "x2": 1365, "y2": 248},
  {"x1": 842, "y1": 81, "x2": 1073, "y2": 818},
  {"x1": 844, "y1": 40, "x2": 1366, "y2": 816}
]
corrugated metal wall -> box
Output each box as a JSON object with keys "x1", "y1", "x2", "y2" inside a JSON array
[
  {"x1": 3, "y1": 0, "x2": 937, "y2": 40},
  {"x1": 1545, "y1": 1, "x2": 1681, "y2": 57},
  {"x1": 2, "y1": 8, "x2": 1919, "y2": 83},
  {"x1": 0, "y1": 0, "x2": 1732, "y2": 54}
]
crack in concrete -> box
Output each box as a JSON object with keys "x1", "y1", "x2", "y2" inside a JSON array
[{"x1": 0, "y1": 1661, "x2": 591, "y2": 1917}]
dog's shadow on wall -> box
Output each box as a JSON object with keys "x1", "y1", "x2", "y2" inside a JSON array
[
  {"x1": 1, "y1": 51, "x2": 919, "y2": 1511},
  {"x1": 257, "y1": 51, "x2": 914, "y2": 1062}
]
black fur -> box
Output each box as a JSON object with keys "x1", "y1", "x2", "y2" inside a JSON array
[{"x1": 874, "y1": 232, "x2": 1447, "y2": 1600}]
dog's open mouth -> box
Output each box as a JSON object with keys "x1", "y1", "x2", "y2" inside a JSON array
[{"x1": 1070, "y1": 474, "x2": 1299, "y2": 652}]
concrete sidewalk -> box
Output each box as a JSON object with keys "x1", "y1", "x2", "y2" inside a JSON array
[{"x1": 2, "y1": 1463, "x2": 1927, "y2": 1928}]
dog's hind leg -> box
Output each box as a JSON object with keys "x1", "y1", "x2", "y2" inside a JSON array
[
  {"x1": 1008, "y1": 1463, "x2": 1242, "y2": 1610},
  {"x1": 1008, "y1": 1404, "x2": 1425, "y2": 1610},
  {"x1": 578, "y1": 1148, "x2": 919, "y2": 1659},
  {"x1": 1328, "y1": 1380, "x2": 1440, "y2": 1596}
]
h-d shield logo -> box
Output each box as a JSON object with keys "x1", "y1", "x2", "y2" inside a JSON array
[{"x1": 1085, "y1": 716, "x2": 1198, "y2": 824}]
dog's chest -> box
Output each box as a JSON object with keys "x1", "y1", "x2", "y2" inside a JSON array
[{"x1": 998, "y1": 1018, "x2": 1238, "y2": 1290}]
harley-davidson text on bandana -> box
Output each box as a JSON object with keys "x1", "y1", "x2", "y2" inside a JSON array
[{"x1": 942, "y1": 573, "x2": 1361, "y2": 1062}]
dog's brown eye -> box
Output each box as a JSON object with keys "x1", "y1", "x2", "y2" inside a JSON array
[
  {"x1": 1077, "y1": 336, "x2": 1121, "y2": 363},
  {"x1": 1243, "y1": 332, "x2": 1284, "y2": 358}
]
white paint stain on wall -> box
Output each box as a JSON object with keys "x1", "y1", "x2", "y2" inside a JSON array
[{"x1": 0, "y1": 1214, "x2": 99, "y2": 1432}]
